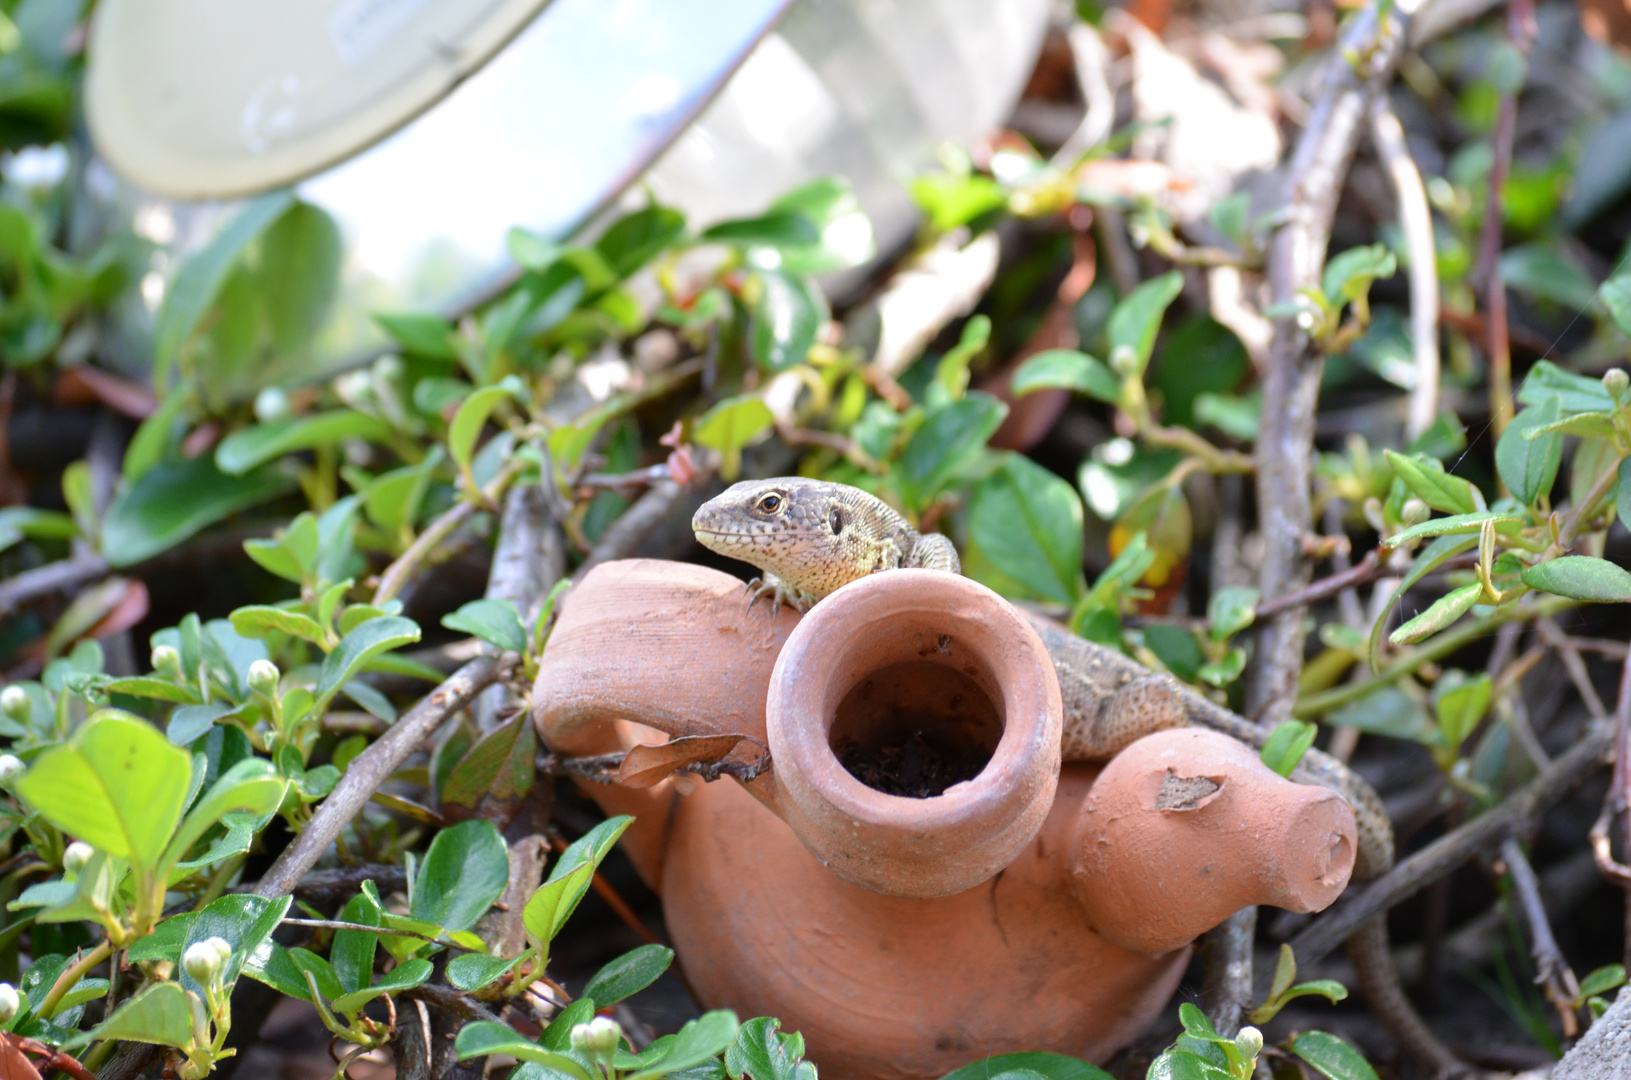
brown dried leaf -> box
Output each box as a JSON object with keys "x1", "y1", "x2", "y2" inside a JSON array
[
  {"x1": 617, "y1": 734, "x2": 746, "y2": 789},
  {"x1": 0, "y1": 1037, "x2": 41, "y2": 1080}
]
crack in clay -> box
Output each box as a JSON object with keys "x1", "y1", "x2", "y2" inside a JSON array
[{"x1": 1153, "y1": 770, "x2": 1222, "y2": 810}]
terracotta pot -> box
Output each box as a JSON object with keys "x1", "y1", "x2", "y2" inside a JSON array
[{"x1": 532, "y1": 559, "x2": 1357, "y2": 1077}]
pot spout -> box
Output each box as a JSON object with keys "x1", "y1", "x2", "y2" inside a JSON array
[{"x1": 1069, "y1": 727, "x2": 1357, "y2": 956}]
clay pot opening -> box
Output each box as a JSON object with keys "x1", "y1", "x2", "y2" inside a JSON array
[{"x1": 831, "y1": 657, "x2": 1004, "y2": 799}]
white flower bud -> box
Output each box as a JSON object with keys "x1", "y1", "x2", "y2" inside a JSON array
[
  {"x1": 247, "y1": 660, "x2": 279, "y2": 697},
  {"x1": 151, "y1": 645, "x2": 181, "y2": 678},
  {"x1": 63, "y1": 841, "x2": 93, "y2": 875},
  {"x1": 182, "y1": 938, "x2": 228, "y2": 984},
  {"x1": 253, "y1": 386, "x2": 291, "y2": 423},
  {"x1": 1400, "y1": 498, "x2": 1430, "y2": 527},
  {"x1": 1234, "y1": 1026, "x2": 1263, "y2": 1061},
  {"x1": 1604, "y1": 368, "x2": 1629, "y2": 402},
  {"x1": 204, "y1": 936, "x2": 233, "y2": 968},
  {"x1": 0, "y1": 686, "x2": 28, "y2": 724},
  {"x1": 0, "y1": 983, "x2": 17, "y2": 1025},
  {"x1": 570, "y1": 1016, "x2": 622, "y2": 1060},
  {"x1": 0, "y1": 755, "x2": 22, "y2": 786}
]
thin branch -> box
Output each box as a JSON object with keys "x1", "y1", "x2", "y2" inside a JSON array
[
  {"x1": 572, "y1": 478, "x2": 688, "y2": 581},
  {"x1": 1500, "y1": 837, "x2": 1583, "y2": 1038},
  {"x1": 1538, "y1": 618, "x2": 1609, "y2": 719},
  {"x1": 281, "y1": 918, "x2": 451, "y2": 946},
  {"x1": 253, "y1": 655, "x2": 511, "y2": 899},
  {"x1": 401, "y1": 983, "x2": 503, "y2": 1026},
  {"x1": 1291, "y1": 718, "x2": 1615, "y2": 963},
  {"x1": 374, "y1": 457, "x2": 528, "y2": 605},
  {"x1": 1369, "y1": 94, "x2": 1441, "y2": 440}
]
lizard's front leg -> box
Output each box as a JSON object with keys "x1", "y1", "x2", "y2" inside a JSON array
[{"x1": 907, "y1": 533, "x2": 962, "y2": 574}]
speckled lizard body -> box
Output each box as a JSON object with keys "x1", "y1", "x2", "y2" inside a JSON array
[{"x1": 693, "y1": 477, "x2": 1461, "y2": 1075}]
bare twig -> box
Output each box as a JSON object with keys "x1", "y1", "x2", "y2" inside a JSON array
[
  {"x1": 253, "y1": 655, "x2": 511, "y2": 899},
  {"x1": 1200, "y1": 908, "x2": 1257, "y2": 1036},
  {"x1": 1054, "y1": 19, "x2": 1115, "y2": 164},
  {"x1": 1369, "y1": 94, "x2": 1441, "y2": 440},
  {"x1": 474, "y1": 481, "x2": 565, "y2": 732},
  {"x1": 1291, "y1": 718, "x2": 1615, "y2": 963},
  {"x1": 1593, "y1": 642, "x2": 1631, "y2": 966},
  {"x1": 0, "y1": 553, "x2": 109, "y2": 616},
  {"x1": 1500, "y1": 837, "x2": 1583, "y2": 1038},
  {"x1": 572, "y1": 478, "x2": 688, "y2": 581},
  {"x1": 374, "y1": 457, "x2": 528, "y2": 605},
  {"x1": 1539, "y1": 618, "x2": 1610, "y2": 719}
]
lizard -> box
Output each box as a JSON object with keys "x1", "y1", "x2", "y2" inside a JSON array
[{"x1": 693, "y1": 476, "x2": 1470, "y2": 1077}]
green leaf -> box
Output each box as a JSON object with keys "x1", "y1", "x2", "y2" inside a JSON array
[
  {"x1": 1107, "y1": 271, "x2": 1183, "y2": 377},
  {"x1": 583, "y1": 944, "x2": 674, "y2": 1007},
  {"x1": 1496, "y1": 398, "x2": 1563, "y2": 506},
  {"x1": 1261, "y1": 720, "x2": 1317, "y2": 777},
  {"x1": 1207, "y1": 586, "x2": 1258, "y2": 641},
  {"x1": 1146, "y1": 1049, "x2": 1232, "y2": 1080},
  {"x1": 375, "y1": 312, "x2": 459, "y2": 361},
  {"x1": 123, "y1": 387, "x2": 190, "y2": 484},
  {"x1": 969, "y1": 455, "x2": 1084, "y2": 604},
  {"x1": 751, "y1": 270, "x2": 828, "y2": 372},
  {"x1": 1518, "y1": 360, "x2": 1615, "y2": 416},
  {"x1": 259, "y1": 202, "x2": 342, "y2": 355},
  {"x1": 445, "y1": 953, "x2": 524, "y2": 993},
  {"x1": 1520, "y1": 556, "x2": 1631, "y2": 601},
  {"x1": 161, "y1": 758, "x2": 284, "y2": 881},
  {"x1": 439, "y1": 712, "x2": 535, "y2": 807},
  {"x1": 1291, "y1": 1030, "x2": 1380, "y2": 1080},
  {"x1": 1321, "y1": 245, "x2": 1396, "y2": 306},
  {"x1": 1579, "y1": 964, "x2": 1627, "y2": 998},
  {"x1": 626, "y1": 1010, "x2": 740, "y2": 1080},
  {"x1": 216, "y1": 411, "x2": 394, "y2": 476},
  {"x1": 17, "y1": 711, "x2": 190, "y2": 871},
  {"x1": 701, "y1": 211, "x2": 821, "y2": 249},
  {"x1": 316, "y1": 616, "x2": 422, "y2": 710},
  {"x1": 1196, "y1": 648, "x2": 1247, "y2": 688},
  {"x1": 154, "y1": 191, "x2": 295, "y2": 385},
  {"x1": 1382, "y1": 511, "x2": 1520, "y2": 548},
  {"x1": 331, "y1": 957, "x2": 433, "y2": 1015},
  {"x1": 596, "y1": 205, "x2": 686, "y2": 279},
  {"x1": 1327, "y1": 686, "x2": 1436, "y2": 743},
  {"x1": 167, "y1": 703, "x2": 232, "y2": 746},
  {"x1": 935, "y1": 316, "x2": 991, "y2": 399},
  {"x1": 909, "y1": 172, "x2": 1007, "y2": 232},
  {"x1": 103, "y1": 456, "x2": 295, "y2": 567},
  {"x1": 1602, "y1": 274, "x2": 1631, "y2": 337},
  {"x1": 1009, "y1": 350, "x2": 1119, "y2": 403},
  {"x1": 230, "y1": 605, "x2": 330, "y2": 647},
  {"x1": 1433, "y1": 670, "x2": 1493, "y2": 751},
  {"x1": 724, "y1": 1017, "x2": 814, "y2": 1080},
  {"x1": 442, "y1": 598, "x2": 526, "y2": 653},
  {"x1": 523, "y1": 862, "x2": 593, "y2": 950},
  {"x1": 1383, "y1": 451, "x2": 1480, "y2": 516},
  {"x1": 1177, "y1": 1003, "x2": 1220, "y2": 1040},
  {"x1": 179, "y1": 893, "x2": 292, "y2": 998},
  {"x1": 128, "y1": 915, "x2": 196, "y2": 965},
  {"x1": 938, "y1": 1053, "x2": 1113, "y2": 1080},
  {"x1": 455, "y1": 1022, "x2": 595, "y2": 1080},
  {"x1": 1389, "y1": 582, "x2": 1483, "y2": 646},
  {"x1": 693, "y1": 395, "x2": 775, "y2": 480},
  {"x1": 65, "y1": 981, "x2": 194, "y2": 1050},
  {"x1": 1501, "y1": 243, "x2": 1597, "y2": 311},
  {"x1": 447, "y1": 379, "x2": 521, "y2": 476},
  {"x1": 411, "y1": 818, "x2": 509, "y2": 934},
  {"x1": 896, "y1": 393, "x2": 1007, "y2": 509},
  {"x1": 549, "y1": 815, "x2": 635, "y2": 885}
]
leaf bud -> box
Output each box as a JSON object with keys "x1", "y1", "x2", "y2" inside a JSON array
[
  {"x1": 152, "y1": 645, "x2": 182, "y2": 678},
  {"x1": 63, "y1": 841, "x2": 93, "y2": 875},
  {"x1": 247, "y1": 659, "x2": 280, "y2": 697},
  {"x1": 0, "y1": 755, "x2": 22, "y2": 787},
  {"x1": 0, "y1": 983, "x2": 17, "y2": 1025},
  {"x1": 570, "y1": 1016, "x2": 622, "y2": 1061},
  {"x1": 0, "y1": 687, "x2": 27, "y2": 725},
  {"x1": 1604, "y1": 368, "x2": 1628, "y2": 402}
]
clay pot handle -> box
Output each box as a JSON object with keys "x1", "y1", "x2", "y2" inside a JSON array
[
  {"x1": 766, "y1": 570, "x2": 1062, "y2": 899},
  {"x1": 1069, "y1": 727, "x2": 1357, "y2": 956}
]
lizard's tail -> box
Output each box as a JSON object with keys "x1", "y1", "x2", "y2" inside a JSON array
[{"x1": 1348, "y1": 917, "x2": 1482, "y2": 1079}]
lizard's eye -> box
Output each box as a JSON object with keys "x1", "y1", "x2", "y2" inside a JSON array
[
  {"x1": 829, "y1": 507, "x2": 843, "y2": 535},
  {"x1": 756, "y1": 494, "x2": 782, "y2": 513}
]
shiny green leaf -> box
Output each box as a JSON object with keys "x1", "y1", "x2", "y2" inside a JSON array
[{"x1": 1520, "y1": 555, "x2": 1631, "y2": 602}]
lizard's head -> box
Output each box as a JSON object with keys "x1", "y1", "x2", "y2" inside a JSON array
[{"x1": 692, "y1": 478, "x2": 862, "y2": 597}]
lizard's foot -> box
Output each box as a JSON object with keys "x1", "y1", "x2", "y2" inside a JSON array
[
  {"x1": 744, "y1": 576, "x2": 813, "y2": 618},
  {"x1": 908, "y1": 533, "x2": 961, "y2": 574}
]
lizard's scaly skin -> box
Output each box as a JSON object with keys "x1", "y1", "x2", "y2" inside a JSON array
[{"x1": 691, "y1": 477, "x2": 1468, "y2": 1074}]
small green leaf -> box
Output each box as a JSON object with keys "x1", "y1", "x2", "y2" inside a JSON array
[
  {"x1": 439, "y1": 712, "x2": 535, "y2": 807},
  {"x1": 411, "y1": 819, "x2": 509, "y2": 934},
  {"x1": 216, "y1": 411, "x2": 395, "y2": 476},
  {"x1": 597, "y1": 205, "x2": 686, "y2": 278},
  {"x1": 1261, "y1": 720, "x2": 1317, "y2": 777},
  {"x1": 1617, "y1": 458, "x2": 1631, "y2": 533},
  {"x1": 168, "y1": 703, "x2": 232, "y2": 746},
  {"x1": 692, "y1": 396, "x2": 775, "y2": 479},
  {"x1": 1291, "y1": 1030, "x2": 1380, "y2": 1080},
  {"x1": 442, "y1": 598, "x2": 526, "y2": 653},
  {"x1": 375, "y1": 312, "x2": 459, "y2": 361},
  {"x1": 1496, "y1": 397, "x2": 1563, "y2": 506},
  {"x1": 934, "y1": 316, "x2": 991, "y2": 399},
  {"x1": 447, "y1": 379, "x2": 521, "y2": 476},
  {"x1": 17, "y1": 711, "x2": 191, "y2": 872},
  {"x1": 64, "y1": 981, "x2": 194, "y2": 1050},
  {"x1": 1010, "y1": 349, "x2": 1119, "y2": 403},
  {"x1": 1382, "y1": 511, "x2": 1519, "y2": 548},
  {"x1": 1196, "y1": 648, "x2": 1247, "y2": 688},
  {"x1": 583, "y1": 944, "x2": 674, "y2": 1007},
  {"x1": 160, "y1": 758, "x2": 286, "y2": 879},
  {"x1": 331, "y1": 957, "x2": 433, "y2": 1015},
  {"x1": 445, "y1": 953, "x2": 524, "y2": 993},
  {"x1": 1433, "y1": 670, "x2": 1493, "y2": 751},
  {"x1": 1389, "y1": 583, "x2": 1483, "y2": 646},
  {"x1": 1107, "y1": 271, "x2": 1183, "y2": 377},
  {"x1": 701, "y1": 211, "x2": 821, "y2": 249},
  {"x1": 1518, "y1": 360, "x2": 1617, "y2": 415},
  {"x1": 178, "y1": 893, "x2": 292, "y2": 999},
  {"x1": 230, "y1": 605, "x2": 330, "y2": 647},
  {"x1": 455, "y1": 1022, "x2": 595, "y2": 1079},
  {"x1": 1600, "y1": 274, "x2": 1631, "y2": 337},
  {"x1": 896, "y1": 393, "x2": 1007, "y2": 509},
  {"x1": 1322, "y1": 245, "x2": 1396, "y2": 306},
  {"x1": 523, "y1": 862, "x2": 593, "y2": 949},
  {"x1": 969, "y1": 454, "x2": 1085, "y2": 605},
  {"x1": 1177, "y1": 1003, "x2": 1221, "y2": 1040},
  {"x1": 1207, "y1": 586, "x2": 1258, "y2": 641},
  {"x1": 1383, "y1": 451, "x2": 1480, "y2": 516},
  {"x1": 750, "y1": 270, "x2": 827, "y2": 372},
  {"x1": 937, "y1": 1054, "x2": 1113, "y2": 1080},
  {"x1": 626, "y1": 1011, "x2": 740, "y2": 1080},
  {"x1": 123, "y1": 388, "x2": 190, "y2": 485},
  {"x1": 316, "y1": 617, "x2": 422, "y2": 710},
  {"x1": 1520, "y1": 556, "x2": 1631, "y2": 602},
  {"x1": 1327, "y1": 686, "x2": 1436, "y2": 743},
  {"x1": 103, "y1": 457, "x2": 295, "y2": 567},
  {"x1": 1579, "y1": 964, "x2": 1627, "y2": 998}
]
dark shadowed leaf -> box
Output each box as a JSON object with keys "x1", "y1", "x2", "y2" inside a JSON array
[
  {"x1": 103, "y1": 456, "x2": 295, "y2": 567},
  {"x1": 1496, "y1": 397, "x2": 1562, "y2": 506},
  {"x1": 583, "y1": 944, "x2": 675, "y2": 1007}
]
